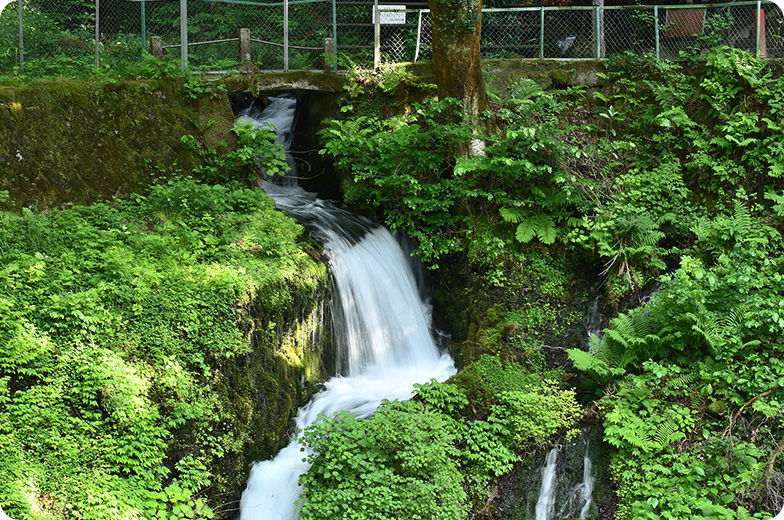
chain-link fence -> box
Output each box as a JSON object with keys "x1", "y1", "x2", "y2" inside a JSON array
[
  {"x1": 0, "y1": 0, "x2": 781, "y2": 76},
  {"x1": 381, "y1": 1, "x2": 783, "y2": 63},
  {"x1": 118, "y1": 0, "x2": 336, "y2": 71}
]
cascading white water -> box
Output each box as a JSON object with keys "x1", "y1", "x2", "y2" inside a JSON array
[
  {"x1": 578, "y1": 434, "x2": 595, "y2": 519},
  {"x1": 535, "y1": 448, "x2": 559, "y2": 520},
  {"x1": 531, "y1": 430, "x2": 596, "y2": 520},
  {"x1": 237, "y1": 95, "x2": 299, "y2": 185},
  {"x1": 237, "y1": 97, "x2": 456, "y2": 520}
]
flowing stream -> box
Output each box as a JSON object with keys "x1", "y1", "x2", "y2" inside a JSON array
[{"x1": 237, "y1": 96, "x2": 455, "y2": 520}]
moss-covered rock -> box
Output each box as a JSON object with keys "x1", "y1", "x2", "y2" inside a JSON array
[
  {"x1": 435, "y1": 250, "x2": 587, "y2": 371},
  {"x1": 0, "y1": 180, "x2": 332, "y2": 519},
  {"x1": 0, "y1": 79, "x2": 236, "y2": 211}
]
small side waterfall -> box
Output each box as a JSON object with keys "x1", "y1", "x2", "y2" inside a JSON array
[
  {"x1": 535, "y1": 448, "x2": 559, "y2": 520},
  {"x1": 578, "y1": 434, "x2": 595, "y2": 519},
  {"x1": 529, "y1": 430, "x2": 597, "y2": 520},
  {"x1": 237, "y1": 96, "x2": 455, "y2": 520}
]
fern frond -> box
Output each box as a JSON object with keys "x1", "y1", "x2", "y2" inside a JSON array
[
  {"x1": 587, "y1": 333, "x2": 603, "y2": 354},
  {"x1": 690, "y1": 218, "x2": 711, "y2": 241},
  {"x1": 508, "y1": 79, "x2": 544, "y2": 106},
  {"x1": 686, "y1": 311, "x2": 723, "y2": 350},
  {"x1": 718, "y1": 304, "x2": 749, "y2": 333},
  {"x1": 653, "y1": 419, "x2": 684, "y2": 448},
  {"x1": 605, "y1": 329, "x2": 630, "y2": 350},
  {"x1": 666, "y1": 373, "x2": 697, "y2": 390},
  {"x1": 515, "y1": 219, "x2": 536, "y2": 243},
  {"x1": 500, "y1": 207, "x2": 525, "y2": 224},
  {"x1": 567, "y1": 348, "x2": 613, "y2": 378},
  {"x1": 534, "y1": 215, "x2": 557, "y2": 245},
  {"x1": 623, "y1": 414, "x2": 656, "y2": 451},
  {"x1": 732, "y1": 199, "x2": 752, "y2": 236}
]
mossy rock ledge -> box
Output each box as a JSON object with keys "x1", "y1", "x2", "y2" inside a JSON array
[{"x1": 0, "y1": 79, "x2": 236, "y2": 212}]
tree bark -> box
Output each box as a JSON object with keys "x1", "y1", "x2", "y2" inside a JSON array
[{"x1": 428, "y1": 0, "x2": 488, "y2": 119}]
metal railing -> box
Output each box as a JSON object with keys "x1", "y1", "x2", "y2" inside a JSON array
[{"x1": 0, "y1": 0, "x2": 781, "y2": 76}]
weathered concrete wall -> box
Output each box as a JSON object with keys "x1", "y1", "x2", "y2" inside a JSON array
[
  {"x1": 0, "y1": 79, "x2": 236, "y2": 212},
  {"x1": 0, "y1": 61, "x2": 607, "y2": 213},
  {"x1": 406, "y1": 59, "x2": 608, "y2": 94}
]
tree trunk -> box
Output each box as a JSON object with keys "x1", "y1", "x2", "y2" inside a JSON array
[{"x1": 428, "y1": 0, "x2": 488, "y2": 119}]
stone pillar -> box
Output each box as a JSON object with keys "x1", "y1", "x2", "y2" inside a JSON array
[
  {"x1": 151, "y1": 36, "x2": 163, "y2": 59},
  {"x1": 323, "y1": 38, "x2": 336, "y2": 72},
  {"x1": 240, "y1": 28, "x2": 251, "y2": 62}
]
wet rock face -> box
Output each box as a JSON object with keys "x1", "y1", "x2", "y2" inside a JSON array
[{"x1": 493, "y1": 428, "x2": 615, "y2": 520}]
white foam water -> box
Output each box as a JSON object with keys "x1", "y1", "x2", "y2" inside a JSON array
[{"x1": 237, "y1": 97, "x2": 455, "y2": 520}]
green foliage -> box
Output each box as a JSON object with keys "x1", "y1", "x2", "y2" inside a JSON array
[
  {"x1": 182, "y1": 118, "x2": 288, "y2": 184},
  {"x1": 604, "y1": 368, "x2": 772, "y2": 520},
  {"x1": 298, "y1": 400, "x2": 469, "y2": 520},
  {"x1": 492, "y1": 384, "x2": 581, "y2": 446},
  {"x1": 148, "y1": 484, "x2": 214, "y2": 520},
  {"x1": 299, "y1": 361, "x2": 582, "y2": 517},
  {"x1": 320, "y1": 99, "x2": 479, "y2": 265},
  {"x1": 570, "y1": 197, "x2": 784, "y2": 518},
  {"x1": 0, "y1": 179, "x2": 321, "y2": 519},
  {"x1": 320, "y1": 81, "x2": 580, "y2": 266}
]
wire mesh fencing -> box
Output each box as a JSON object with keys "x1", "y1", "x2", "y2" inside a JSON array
[
  {"x1": 1, "y1": 0, "x2": 782, "y2": 77},
  {"x1": 379, "y1": 1, "x2": 781, "y2": 64},
  {"x1": 140, "y1": 0, "x2": 335, "y2": 71}
]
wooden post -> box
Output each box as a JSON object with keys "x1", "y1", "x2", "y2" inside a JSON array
[
  {"x1": 151, "y1": 36, "x2": 163, "y2": 58},
  {"x1": 283, "y1": 0, "x2": 289, "y2": 71},
  {"x1": 373, "y1": 0, "x2": 380, "y2": 70},
  {"x1": 323, "y1": 37, "x2": 336, "y2": 72},
  {"x1": 240, "y1": 28, "x2": 251, "y2": 62},
  {"x1": 18, "y1": 0, "x2": 24, "y2": 74}
]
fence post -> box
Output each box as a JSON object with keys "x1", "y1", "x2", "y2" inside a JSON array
[
  {"x1": 18, "y1": 0, "x2": 23, "y2": 74},
  {"x1": 756, "y1": 0, "x2": 762, "y2": 56},
  {"x1": 593, "y1": 0, "x2": 605, "y2": 59},
  {"x1": 332, "y1": 0, "x2": 337, "y2": 51},
  {"x1": 539, "y1": 6, "x2": 544, "y2": 59},
  {"x1": 240, "y1": 28, "x2": 251, "y2": 62},
  {"x1": 180, "y1": 0, "x2": 188, "y2": 68},
  {"x1": 141, "y1": 0, "x2": 146, "y2": 56},
  {"x1": 151, "y1": 36, "x2": 163, "y2": 58},
  {"x1": 95, "y1": 0, "x2": 100, "y2": 68},
  {"x1": 654, "y1": 5, "x2": 660, "y2": 59},
  {"x1": 373, "y1": 0, "x2": 380, "y2": 70},
  {"x1": 284, "y1": 0, "x2": 289, "y2": 71},
  {"x1": 324, "y1": 38, "x2": 336, "y2": 71},
  {"x1": 414, "y1": 10, "x2": 423, "y2": 62}
]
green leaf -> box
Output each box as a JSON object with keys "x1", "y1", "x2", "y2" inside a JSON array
[{"x1": 515, "y1": 220, "x2": 536, "y2": 243}]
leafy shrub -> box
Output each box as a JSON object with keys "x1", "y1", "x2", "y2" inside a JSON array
[
  {"x1": 0, "y1": 179, "x2": 320, "y2": 519},
  {"x1": 299, "y1": 401, "x2": 469, "y2": 520},
  {"x1": 298, "y1": 358, "x2": 582, "y2": 517}
]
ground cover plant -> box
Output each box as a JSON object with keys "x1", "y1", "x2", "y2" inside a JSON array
[
  {"x1": 297, "y1": 355, "x2": 581, "y2": 519},
  {"x1": 0, "y1": 177, "x2": 326, "y2": 520}
]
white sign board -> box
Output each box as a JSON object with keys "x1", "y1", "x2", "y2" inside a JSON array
[{"x1": 373, "y1": 5, "x2": 406, "y2": 25}]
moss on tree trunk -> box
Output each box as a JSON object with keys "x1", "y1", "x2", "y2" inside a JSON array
[{"x1": 428, "y1": 0, "x2": 488, "y2": 119}]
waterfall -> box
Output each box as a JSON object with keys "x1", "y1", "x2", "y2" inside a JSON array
[
  {"x1": 236, "y1": 95, "x2": 299, "y2": 185},
  {"x1": 534, "y1": 448, "x2": 559, "y2": 520},
  {"x1": 237, "y1": 96, "x2": 456, "y2": 520},
  {"x1": 578, "y1": 434, "x2": 595, "y2": 519},
  {"x1": 530, "y1": 429, "x2": 597, "y2": 520}
]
